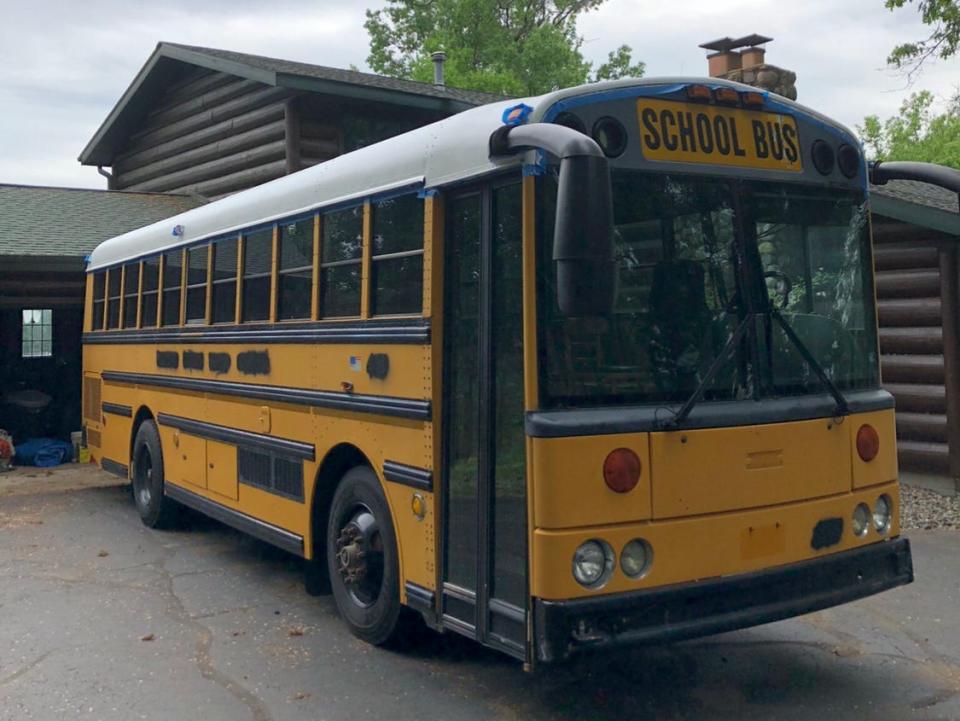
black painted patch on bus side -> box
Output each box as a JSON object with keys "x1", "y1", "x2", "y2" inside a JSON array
[
  {"x1": 208, "y1": 352, "x2": 231, "y2": 375},
  {"x1": 237, "y1": 350, "x2": 270, "y2": 375},
  {"x1": 366, "y1": 353, "x2": 389, "y2": 380},
  {"x1": 811, "y1": 517, "x2": 843, "y2": 550},
  {"x1": 156, "y1": 351, "x2": 179, "y2": 370},
  {"x1": 183, "y1": 350, "x2": 205, "y2": 372}
]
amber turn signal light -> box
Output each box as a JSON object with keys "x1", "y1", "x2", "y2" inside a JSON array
[
  {"x1": 740, "y1": 91, "x2": 765, "y2": 107},
  {"x1": 856, "y1": 424, "x2": 880, "y2": 462},
  {"x1": 686, "y1": 84, "x2": 712, "y2": 101},
  {"x1": 603, "y1": 448, "x2": 641, "y2": 493},
  {"x1": 713, "y1": 87, "x2": 740, "y2": 105}
]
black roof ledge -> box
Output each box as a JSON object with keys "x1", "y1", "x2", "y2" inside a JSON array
[{"x1": 79, "y1": 41, "x2": 503, "y2": 168}]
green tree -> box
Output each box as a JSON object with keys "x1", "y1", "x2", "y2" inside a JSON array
[
  {"x1": 858, "y1": 90, "x2": 960, "y2": 168},
  {"x1": 364, "y1": 0, "x2": 644, "y2": 96},
  {"x1": 885, "y1": 0, "x2": 960, "y2": 76}
]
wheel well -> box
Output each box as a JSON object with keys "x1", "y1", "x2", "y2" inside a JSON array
[
  {"x1": 128, "y1": 406, "x2": 155, "y2": 468},
  {"x1": 310, "y1": 443, "x2": 370, "y2": 559}
]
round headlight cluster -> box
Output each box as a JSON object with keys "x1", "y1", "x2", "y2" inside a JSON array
[
  {"x1": 572, "y1": 538, "x2": 652, "y2": 589},
  {"x1": 852, "y1": 494, "x2": 894, "y2": 537}
]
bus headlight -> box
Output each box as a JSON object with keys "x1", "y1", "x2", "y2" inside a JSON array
[
  {"x1": 620, "y1": 539, "x2": 653, "y2": 579},
  {"x1": 572, "y1": 540, "x2": 614, "y2": 588},
  {"x1": 873, "y1": 494, "x2": 892, "y2": 534},
  {"x1": 852, "y1": 503, "x2": 871, "y2": 537}
]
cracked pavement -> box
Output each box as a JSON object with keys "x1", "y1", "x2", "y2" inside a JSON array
[{"x1": 1, "y1": 478, "x2": 959, "y2": 721}]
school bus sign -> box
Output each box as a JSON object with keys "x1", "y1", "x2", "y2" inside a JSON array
[{"x1": 636, "y1": 98, "x2": 803, "y2": 172}]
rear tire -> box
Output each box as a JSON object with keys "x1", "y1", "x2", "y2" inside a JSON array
[
  {"x1": 131, "y1": 420, "x2": 181, "y2": 529},
  {"x1": 326, "y1": 465, "x2": 406, "y2": 646}
]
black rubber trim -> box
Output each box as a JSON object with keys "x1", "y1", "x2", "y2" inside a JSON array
[
  {"x1": 102, "y1": 370, "x2": 431, "y2": 421},
  {"x1": 526, "y1": 389, "x2": 895, "y2": 438},
  {"x1": 157, "y1": 413, "x2": 315, "y2": 461},
  {"x1": 101, "y1": 458, "x2": 129, "y2": 479},
  {"x1": 533, "y1": 537, "x2": 913, "y2": 663},
  {"x1": 382, "y1": 460, "x2": 433, "y2": 491},
  {"x1": 405, "y1": 581, "x2": 436, "y2": 615},
  {"x1": 82, "y1": 317, "x2": 430, "y2": 345},
  {"x1": 101, "y1": 402, "x2": 132, "y2": 418},
  {"x1": 165, "y1": 483, "x2": 304, "y2": 557}
]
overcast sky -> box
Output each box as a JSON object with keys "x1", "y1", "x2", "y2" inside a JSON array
[{"x1": 1, "y1": 0, "x2": 957, "y2": 189}]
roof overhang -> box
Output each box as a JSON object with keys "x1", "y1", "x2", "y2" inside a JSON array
[
  {"x1": 871, "y1": 194, "x2": 960, "y2": 236},
  {"x1": 79, "y1": 43, "x2": 479, "y2": 167}
]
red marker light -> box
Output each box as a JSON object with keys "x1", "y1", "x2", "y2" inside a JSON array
[
  {"x1": 603, "y1": 448, "x2": 641, "y2": 493},
  {"x1": 856, "y1": 424, "x2": 880, "y2": 462}
]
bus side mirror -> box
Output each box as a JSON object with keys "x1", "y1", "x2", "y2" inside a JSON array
[{"x1": 554, "y1": 154, "x2": 616, "y2": 316}]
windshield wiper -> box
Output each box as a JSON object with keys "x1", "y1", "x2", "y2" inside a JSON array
[
  {"x1": 659, "y1": 312, "x2": 755, "y2": 430},
  {"x1": 769, "y1": 308, "x2": 849, "y2": 418}
]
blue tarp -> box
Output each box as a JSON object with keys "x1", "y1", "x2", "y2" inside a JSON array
[{"x1": 14, "y1": 438, "x2": 74, "y2": 467}]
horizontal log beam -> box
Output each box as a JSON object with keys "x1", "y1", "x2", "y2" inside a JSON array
[
  {"x1": 881, "y1": 354, "x2": 945, "y2": 384},
  {"x1": 872, "y1": 245, "x2": 939, "y2": 271},
  {"x1": 877, "y1": 297, "x2": 942, "y2": 326},
  {"x1": 116, "y1": 119, "x2": 286, "y2": 188},
  {"x1": 896, "y1": 411, "x2": 948, "y2": 443},
  {"x1": 145, "y1": 78, "x2": 260, "y2": 130},
  {"x1": 0, "y1": 296, "x2": 84, "y2": 308},
  {"x1": 875, "y1": 268, "x2": 940, "y2": 298},
  {"x1": 115, "y1": 103, "x2": 285, "y2": 172},
  {"x1": 0, "y1": 279, "x2": 85, "y2": 293},
  {"x1": 124, "y1": 139, "x2": 287, "y2": 193},
  {"x1": 299, "y1": 137, "x2": 340, "y2": 159},
  {"x1": 897, "y1": 439, "x2": 950, "y2": 475},
  {"x1": 884, "y1": 382, "x2": 946, "y2": 414},
  {"x1": 167, "y1": 159, "x2": 288, "y2": 198},
  {"x1": 879, "y1": 326, "x2": 943, "y2": 354}
]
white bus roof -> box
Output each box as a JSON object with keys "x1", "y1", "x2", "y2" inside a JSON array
[{"x1": 86, "y1": 76, "x2": 850, "y2": 271}]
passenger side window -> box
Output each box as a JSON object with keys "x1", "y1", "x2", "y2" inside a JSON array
[
  {"x1": 212, "y1": 237, "x2": 238, "y2": 324},
  {"x1": 106, "y1": 268, "x2": 121, "y2": 329},
  {"x1": 370, "y1": 195, "x2": 423, "y2": 316},
  {"x1": 277, "y1": 217, "x2": 315, "y2": 321},
  {"x1": 320, "y1": 206, "x2": 363, "y2": 318},
  {"x1": 91, "y1": 271, "x2": 106, "y2": 330},
  {"x1": 141, "y1": 257, "x2": 160, "y2": 328},
  {"x1": 162, "y1": 250, "x2": 183, "y2": 326},
  {"x1": 122, "y1": 263, "x2": 140, "y2": 328},
  {"x1": 185, "y1": 246, "x2": 208, "y2": 323},
  {"x1": 242, "y1": 228, "x2": 273, "y2": 322}
]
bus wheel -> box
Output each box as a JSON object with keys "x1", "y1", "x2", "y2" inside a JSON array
[
  {"x1": 326, "y1": 466, "x2": 403, "y2": 646},
  {"x1": 131, "y1": 420, "x2": 180, "y2": 529}
]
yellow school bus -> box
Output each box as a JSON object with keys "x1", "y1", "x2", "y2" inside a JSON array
[{"x1": 83, "y1": 77, "x2": 914, "y2": 665}]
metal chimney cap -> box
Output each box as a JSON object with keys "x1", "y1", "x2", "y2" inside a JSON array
[{"x1": 431, "y1": 50, "x2": 447, "y2": 61}]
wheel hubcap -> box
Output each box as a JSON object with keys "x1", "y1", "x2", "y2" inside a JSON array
[
  {"x1": 335, "y1": 506, "x2": 383, "y2": 607},
  {"x1": 134, "y1": 449, "x2": 153, "y2": 508}
]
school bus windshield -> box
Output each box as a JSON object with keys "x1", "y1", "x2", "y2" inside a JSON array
[{"x1": 537, "y1": 169, "x2": 880, "y2": 410}]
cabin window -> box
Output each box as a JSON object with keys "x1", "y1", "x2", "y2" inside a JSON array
[
  {"x1": 185, "y1": 246, "x2": 208, "y2": 323},
  {"x1": 91, "y1": 272, "x2": 106, "y2": 330},
  {"x1": 107, "y1": 267, "x2": 122, "y2": 329},
  {"x1": 162, "y1": 250, "x2": 183, "y2": 326},
  {"x1": 242, "y1": 228, "x2": 273, "y2": 322},
  {"x1": 140, "y1": 256, "x2": 160, "y2": 328},
  {"x1": 320, "y1": 206, "x2": 363, "y2": 318},
  {"x1": 212, "y1": 237, "x2": 238, "y2": 324},
  {"x1": 22, "y1": 309, "x2": 52, "y2": 358},
  {"x1": 123, "y1": 262, "x2": 140, "y2": 328},
  {"x1": 277, "y1": 216, "x2": 314, "y2": 321},
  {"x1": 370, "y1": 195, "x2": 424, "y2": 316}
]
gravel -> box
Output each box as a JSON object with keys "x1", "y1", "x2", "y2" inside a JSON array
[{"x1": 900, "y1": 483, "x2": 960, "y2": 531}]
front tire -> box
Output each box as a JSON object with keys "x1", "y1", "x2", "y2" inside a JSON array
[
  {"x1": 131, "y1": 420, "x2": 181, "y2": 529},
  {"x1": 326, "y1": 465, "x2": 404, "y2": 646}
]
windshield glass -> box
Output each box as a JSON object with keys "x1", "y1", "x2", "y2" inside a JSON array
[{"x1": 536, "y1": 169, "x2": 879, "y2": 409}]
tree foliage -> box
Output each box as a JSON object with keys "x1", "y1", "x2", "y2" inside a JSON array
[
  {"x1": 364, "y1": 0, "x2": 644, "y2": 96},
  {"x1": 885, "y1": 0, "x2": 960, "y2": 77},
  {"x1": 858, "y1": 90, "x2": 960, "y2": 168}
]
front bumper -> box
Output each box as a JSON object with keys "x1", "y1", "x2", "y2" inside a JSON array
[{"x1": 534, "y1": 537, "x2": 913, "y2": 662}]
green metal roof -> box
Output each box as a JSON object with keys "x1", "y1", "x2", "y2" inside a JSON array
[
  {"x1": 79, "y1": 42, "x2": 504, "y2": 167},
  {"x1": 0, "y1": 184, "x2": 206, "y2": 258}
]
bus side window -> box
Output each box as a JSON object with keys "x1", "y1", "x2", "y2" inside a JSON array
[
  {"x1": 320, "y1": 206, "x2": 363, "y2": 318},
  {"x1": 211, "y1": 237, "x2": 238, "y2": 324},
  {"x1": 91, "y1": 271, "x2": 106, "y2": 331},
  {"x1": 185, "y1": 246, "x2": 209, "y2": 324},
  {"x1": 162, "y1": 249, "x2": 183, "y2": 326},
  {"x1": 106, "y1": 267, "x2": 122, "y2": 329},
  {"x1": 242, "y1": 228, "x2": 274, "y2": 322},
  {"x1": 370, "y1": 195, "x2": 424, "y2": 316},
  {"x1": 123, "y1": 262, "x2": 140, "y2": 329},
  {"x1": 141, "y1": 257, "x2": 160, "y2": 328},
  {"x1": 277, "y1": 216, "x2": 314, "y2": 321}
]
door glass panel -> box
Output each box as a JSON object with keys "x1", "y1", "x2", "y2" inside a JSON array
[
  {"x1": 444, "y1": 194, "x2": 481, "y2": 593},
  {"x1": 491, "y1": 184, "x2": 526, "y2": 609}
]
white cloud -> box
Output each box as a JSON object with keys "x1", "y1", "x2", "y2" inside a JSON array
[{"x1": 1, "y1": 0, "x2": 957, "y2": 189}]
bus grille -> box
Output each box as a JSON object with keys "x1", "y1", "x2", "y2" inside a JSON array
[
  {"x1": 83, "y1": 376, "x2": 102, "y2": 423},
  {"x1": 238, "y1": 448, "x2": 304, "y2": 502}
]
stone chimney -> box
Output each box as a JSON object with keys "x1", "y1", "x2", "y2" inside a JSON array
[
  {"x1": 431, "y1": 51, "x2": 447, "y2": 87},
  {"x1": 699, "y1": 34, "x2": 797, "y2": 100}
]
